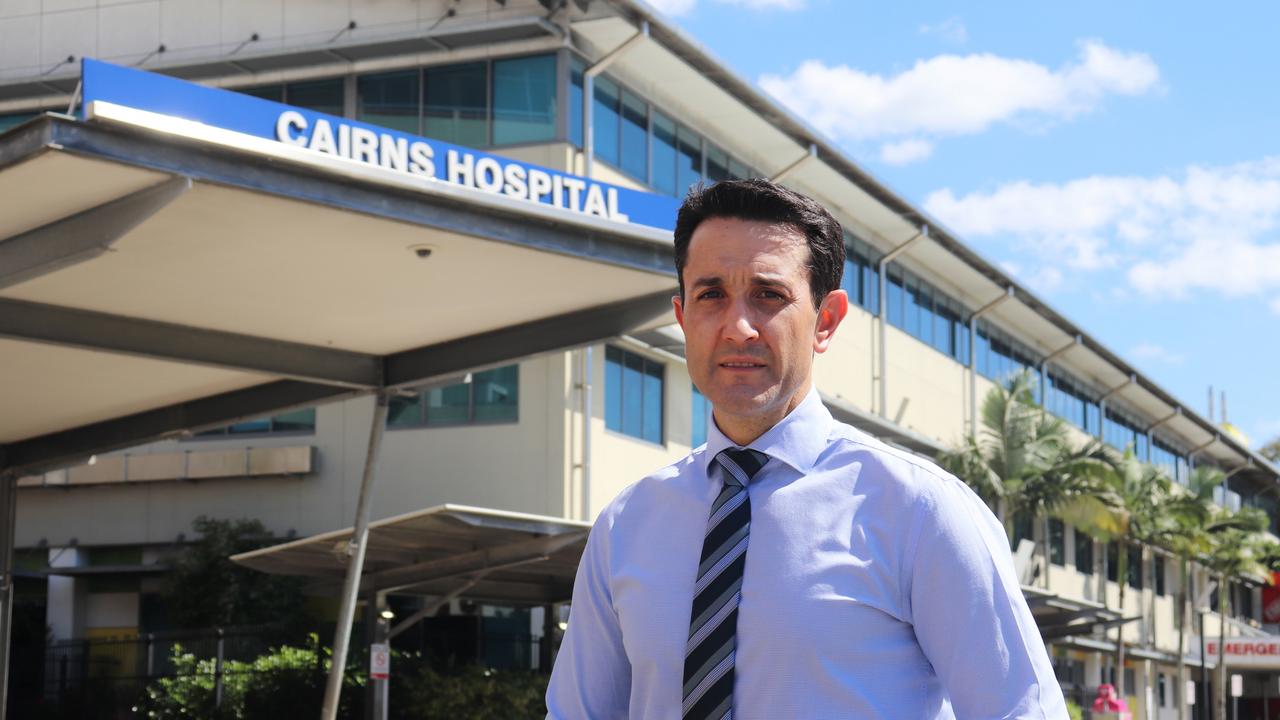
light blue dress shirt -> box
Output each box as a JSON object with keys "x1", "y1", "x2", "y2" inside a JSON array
[{"x1": 546, "y1": 389, "x2": 1067, "y2": 719}]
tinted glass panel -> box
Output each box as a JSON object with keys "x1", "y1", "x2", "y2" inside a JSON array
[
  {"x1": 272, "y1": 408, "x2": 316, "y2": 432},
  {"x1": 622, "y1": 352, "x2": 644, "y2": 437},
  {"x1": 620, "y1": 89, "x2": 648, "y2": 181},
  {"x1": 425, "y1": 62, "x2": 488, "y2": 146},
  {"x1": 729, "y1": 158, "x2": 752, "y2": 181},
  {"x1": 692, "y1": 386, "x2": 712, "y2": 447},
  {"x1": 228, "y1": 417, "x2": 271, "y2": 434},
  {"x1": 240, "y1": 84, "x2": 284, "y2": 102},
  {"x1": 426, "y1": 382, "x2": 471, "y2": 426},
  {"x1": 358, "y1": 70, "x2": 420, "y2": 134},
  {"x1": 886, "y1": 269, "x2": 904, "y2": 327},
  {"x1": 706, "y1": 145, "x2": 730, "y2": 183},
  {"x1": 651, "y1": 112, "x2": 678, "y2": 196},
  {"x1": 474, "y1": 365, "x2": 519, "y2": 421},
  {"x1": 0, "y1": 112, "x2": 38, "y2": 134},
  {"x1": 1075, "y1": 529, "x2": 1093, "y2": 574},
  {"x1": 676, "y1": 125, "x2": 702, "y2": 195},
  {"x1": 493, "y1": 55, "x2": 556, "y2": 145},
  {"x1": 388, "y1": 394, "x2": 424, "y2": 428},
  {"x1": 642, "y1": 362, "x2": 663, "y2": 443},
  {"x1": 605, "y1": 346, "x2": 623, "y2": 431},
  {"x1": 592, "y1": 76, "x2": 620, "y2": 166},
  {"x1": 1049, "y1": 518, "x2": 1065, "y2": 566},
  {"x1": 287, "y1": 78, "x2": 344, "y2": 116},
  {"x1": 569, "y1": 59, "x2": 584, "y2": 148}
]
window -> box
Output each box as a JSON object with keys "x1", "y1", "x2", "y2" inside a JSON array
[
  {"x1": 1127, "y1": 544, "x2": 1142, "y2": 590},
  {"x1": 676, "y1": 125, "x2": 703, "y2": 195},
  {"x1": 692, "y1": 385, "x2": 713, "y2": 448},
  {"x1": 388, "y1": 365, "x2": 519, "y2": 427},
  {"x1": 1049, "y1": 518, "x2": 1065, "y2": 566},
  {"x1": 286, "y1": 78, "x2": 344, "y2": 116},
  {"x1": 650, "y1": 111, "x2": 678, "y2": 196},
  {"x1": 492, "y1": 55, "x2": 556, "y2": 145},
  {"x1": 1074, "y1": 528, "x2": 1093, "y2": 574},
  {"x1": 1106, "y1": 542, "x2": 1119, "y2": 582},
  {"x1": 591, "y1": 75, "x2": 621, "y2": 166},
  {"x1": 358, "y1": 70, "x2": 421, "y2": 134},
  {"x1": 569, "y1": 58, "x2": 584, "y2": 148},
  {"x1": 197, "y1": 408, "x2": 316, "y2": 436},
  {"x1": 1011, "y1": 511, "x2": 1033, "y2": 549},
  {"x1": 705, "y1": 144, "x2": 730, "y2": 184},
  {"x1": 0, "y1": 112, "x2": 38, "y2": 134},
  {"x1": 605, "y1": 346, "x2": 664, "y2": 444},
  {"x1": 424, "y1": 62, "x2": 488, "y2": 147},
  {"x1": 1155, "y1": 555, "x2": 1166, "y2": 596},
  {"x1": 619, "y1": 89, "x2": 648, "y2": 181}
]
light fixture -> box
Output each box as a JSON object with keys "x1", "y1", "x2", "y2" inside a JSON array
[
  {"x1": 380, "y1": 609, "x2": 395, "y2": 620},
  {"x1": 87, "y1": 454, "x2": 97, "y2": 466},
  {"x1": 557, "y1": 621, "x2": 568, "y2": 631},
  {"x1": 408, "y1": 243, "x2": 436, "y2": 259}
]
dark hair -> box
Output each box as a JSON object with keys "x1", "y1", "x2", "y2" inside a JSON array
[{"x1": 673, "y1": 179, "x2": 845, "y2": 308}]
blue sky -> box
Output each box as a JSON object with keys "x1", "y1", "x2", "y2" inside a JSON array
[{"x1": 647, "y1": 0, "x2": 1280, "y2": 449}]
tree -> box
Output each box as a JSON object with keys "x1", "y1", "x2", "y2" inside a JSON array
[
  {"x1": 1203, "y1": 507, "x2": 1270, "y2": 720},
  {"x1": 940, "y1": 370, "x2": 1112, "y2": 550},
  {"x1": 1262, "y1": 436, "x2": 1280, "y2": 464},
  {"x1": 161, "y1": 516, "x2": 304, "y2": 631}
]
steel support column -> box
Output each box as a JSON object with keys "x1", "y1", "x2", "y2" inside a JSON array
[
  {"x1": 1097, "y1": 374, "x2": 1136, "y2": 442},
  {"x1": 967, "y1": 287, "x2": 1014, "y2": 437},
  {"x1": 876, "y1": 228, "x2": 927, "y2": 418},
  {"x1": 0, "y1": 176, "x2": 189, "y2": 289},
  {"x1": 1038, "y1": 335, "x2": 1081, "y2": 406},
  {"x1": 321, "y1": 392, "x2": 391, "y2": 720},
  {"x1": 0, "y1": 474, "x2": 15, "y2": 720}
]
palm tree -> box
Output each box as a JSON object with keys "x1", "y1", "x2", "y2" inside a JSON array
[
  {"x1": 1059, "y1": 450, "x2": 1203, "y2": 699},
  {"x1": 1203, "y1": 506, "x2": 1270, "y2": 720},
  {"x1": 941, "y1": 371, "x2": 1111, "y2": 557}
]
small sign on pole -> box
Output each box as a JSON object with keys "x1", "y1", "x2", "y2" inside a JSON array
[
  {"x1": 1231, "y1": 673, "x2": 1243, "y2": 698},
  {"x1": 1186, "y1": 680, "x2": 1196, "y2": 705},
  {"x1": 370, "y1": 643, "x2": 390, "y2": 680}
]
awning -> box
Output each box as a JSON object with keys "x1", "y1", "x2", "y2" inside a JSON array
[
  {"x1": 231, "y1": 504, "x2": 589, "y2": 606},
  {"x1": 1022, "y1": 586, "x2": 1132, "y2": 642}
]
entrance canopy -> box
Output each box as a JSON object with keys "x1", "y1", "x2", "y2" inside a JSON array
[
  {"x1": 0, "y1": 113, "x2": 676, "y2": 479},
  {"x1": 231, "y1": 504, "x2": 588, "y2": 605}
]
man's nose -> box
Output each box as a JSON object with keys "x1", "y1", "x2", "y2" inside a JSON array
[{"x1": 722, "y1": 299, "x2": 760, "y2": 344}]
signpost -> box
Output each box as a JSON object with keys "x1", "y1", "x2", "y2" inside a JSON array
[{"x1": 370, "y1": 643, "x2": 389, "y2": 681}]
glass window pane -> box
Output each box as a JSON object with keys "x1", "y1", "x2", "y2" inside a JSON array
[
  {"x1": 651, "y1": 111, "x2": 678, "y2": 196},
  {"x1": 474, "y1": 365, "x2": 519, "y2": 421},
  {"x1": 229, "y1": 417, "x2": 271, "y2": 434},
  {"x1": 705, "y1": 144, "x2": 730, "y2": 183},
  {"x1": 1049, "y1": 518, "x2": 1065, "y2": 566},
  {"x1": 426, "y1": 382, "x2": 471, "y2": 426},
  {"x1": 358, "y1": 70, "x2": 420, "y2": 134},
  {"x1": 676, "y1": 125, "x2": 702, "y2": 195},
  {"x1": 592, "y1": 75, "x2": 621, "y2": 166},
  {"x1": 623, "y1": 352, "x2": 644, "y2": 437},
  {"x1": 918, "y1": 284, "x2": 934, "y2": 347},
  {"x1": 240, "y1": 84, "x2": 284, "y2": 102},
  {"x1": 605, "y1": 346, "x2": 623, "y2": 432},
  {"x1": 425, "y1": 62, "x2": 489, "y2": 147},
  {"x1": 620, "y1": 89, "x2": 648, "y2": 181},
  {"x1": 286, "y1": 78, "x2": 344, "y2": 116},
  {"x1": 692, "y1": 386, "x2": 711, "y2": 447},
  {"x1": 1075, "y1": 529, "x2": 1093, "y2": 574},
  {"x1": 642, "y1": 361, "x2": 663, "y2": 444},
  {"x1": 569, "y1": 58, "x2": 584, "y2": 148},
  {"x1": 728, "y1": 158, "x2": 751, "y2": 181},
  {"x1": 493, "y1": 55, "x2": 556, "y2": 145},
  {"x1": 863, "y1": 259, "x2": 879, "y2": 315},
  {"x1": 905, "y1": 274, "x2": 921, "y2": 337},
  {"x1": 886, "y1": 268, "x2": 904, "y2": 327},
  {"x1": 272, "y1": 408, "x2": 316, "y2": 432},
  {"x1": 0, "y1": 112, "x2": 39, "y2": 134},
  {"x1": 840, "y1": 256, "x2": 859, "y2": 307},
  {"x1": 388, "y1": 394, "x2": 424, "y2": 428}
]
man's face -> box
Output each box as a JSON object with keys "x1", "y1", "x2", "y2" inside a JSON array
[{"x1": 673, "y1": 217, "x2": 846, "y2": 440}]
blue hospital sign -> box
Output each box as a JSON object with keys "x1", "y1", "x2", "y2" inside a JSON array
[{"x1": 79, "y1": 59, "x2": 679, "y2": 231}]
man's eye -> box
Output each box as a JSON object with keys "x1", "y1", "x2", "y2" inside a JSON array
[
  {"x1": 758, "y1": 289, "x2": 784, "y2": 300},
  {"x1": 698, "y1": 290, "x2": 724, "y2": 300}
]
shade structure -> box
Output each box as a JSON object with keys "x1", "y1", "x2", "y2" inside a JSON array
[
  {"x1": 0, "y1": 113, "x2": 678, "y2": 477},
  {"x1": 231, "y1": 504, "x2": 589, "y2": 605}
]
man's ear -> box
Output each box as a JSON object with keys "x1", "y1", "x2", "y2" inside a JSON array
[
  {"x1": 672, "y1": 293, "x2": 685, "y2": 330},
  {"x1": 813, "y1": 289, "x2": 849, "y2": 354}
]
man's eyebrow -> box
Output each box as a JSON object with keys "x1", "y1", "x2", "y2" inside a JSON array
[
  {"x1": 689, "y1": 274, "x2": 794, "y2": 289},
  {"x1": 690, "y1": 276, "x2": 723, "y2": 290}
]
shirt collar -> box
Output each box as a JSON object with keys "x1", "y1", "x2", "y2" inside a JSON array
[{"x1": 703, "y1": 387, "x2": 832, "y2": 476}]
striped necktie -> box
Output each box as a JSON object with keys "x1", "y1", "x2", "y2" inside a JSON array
[{"x1": 682, "y1": 447, "x2": 769, "y2": 720}]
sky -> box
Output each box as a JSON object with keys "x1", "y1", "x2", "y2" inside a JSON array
[{"x1": 642, "y1": 0, "x2": 1280, "y2": 450}]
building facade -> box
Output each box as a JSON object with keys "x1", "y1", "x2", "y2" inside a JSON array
[{"x1": 4, "y1": 0, "x2": 1279, "y2": 717}]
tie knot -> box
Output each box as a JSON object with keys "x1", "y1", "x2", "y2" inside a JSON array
[{"x1": 715, "y1": 448, "x2": 770, "y2": 487}]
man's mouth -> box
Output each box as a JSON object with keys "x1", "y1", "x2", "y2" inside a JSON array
[{"x1": 719, "y1": 361, "x2": 766, "y2": 369}]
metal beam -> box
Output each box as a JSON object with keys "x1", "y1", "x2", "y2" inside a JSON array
[
  {"x1": 0, "y1": 380, "x2": 355, "y2": 477},
  {"x1": 0, "y1": 176, "x2": 189, "y2": 289},
  {"x1": 383, "y1": 289, "x2": 675, "y2": 389},
  {"x1": 0, "y1": 298, "x2": 382, "y2": 389},
  {"x1": 769, "y1": 144, "x2": 816, "y2": 184},
  {"x1": 582, "y1": 21, "x2": 649, "y2": 176},
  {"x1": 1096, "y1": 374, "x2": 1136, "y2": 442},
  {"x1": 1038, "y1": 335, "x2": 1081, "y2": 405},
  {"x1": 1147, "y1": 407, "x2": 1182, "y2": 433},
  {"x1": 388, "y1": 578, "x2": 479, "y2": 640},
  {"x1": 968, "y1": 287, "x2": 1015, "y2": 437}
]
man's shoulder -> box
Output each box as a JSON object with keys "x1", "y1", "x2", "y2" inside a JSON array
[
  {"x1": 822, "y1": 420, "x2": 963, "y2": 499},
  {"x1": 596, "y1": 450, "x2": 704, "y2": 524}
]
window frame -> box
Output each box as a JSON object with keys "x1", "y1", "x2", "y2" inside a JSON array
[
  {"x1": 605, "y1": 345, "x2": 666, "y2": 446},
  {"x1": 386, "y1": 364, "x2": 521, "y2": 429}
]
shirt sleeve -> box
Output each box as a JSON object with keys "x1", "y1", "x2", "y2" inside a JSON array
[
  {"x1": 904, "y1": 474, "x2": 1068, "y2": 719},
  {"x1": 545, "y1": 508, "x2": 631, "y2": 720}
]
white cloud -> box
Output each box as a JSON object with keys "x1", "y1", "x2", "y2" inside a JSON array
[
  {"x1": 1271, "y1": 297, "x2": 1280, "y2": 315},
  {"x1": 919, "y1": 17, "x2": 968, "y2": 44},
  {"x1": 879, "y1": 138, "x2": 933, "y2": 165},
  {"x1": 924, "y1": 156, "x2": 1280, "y2": 299},
  {"x1": 1129, "y1": 342, "x2": 1184, "y2": 366},
  {"x1": 759, "y1": 40, "x2": 1159, "y2": 143},
  {"x1": 642, "y1": 0, "x2": 698, "y2": 16}
]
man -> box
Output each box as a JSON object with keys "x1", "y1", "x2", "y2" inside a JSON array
[{"x1": 546, "y1": 180, "x2": 1066, "y2": 719}]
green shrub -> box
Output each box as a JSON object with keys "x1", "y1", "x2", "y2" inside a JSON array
[
  {"x1": 393, "y1": 664, "x2": 547, "y2": 720},
  {"x1": 1066, "y1": 699, "x2": 1084, "y2": 720}
]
